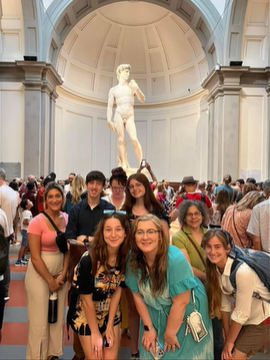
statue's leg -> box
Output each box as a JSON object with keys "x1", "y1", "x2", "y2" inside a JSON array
[
  {"x1": 126, "y1": 118, "x2": 143, "y2": 166},
  {"x1": 114, "y1": 114, "x2": 129, "y2": 168}
]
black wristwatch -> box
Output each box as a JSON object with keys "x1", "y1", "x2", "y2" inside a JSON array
[{"x1": 144, "y1": 324, "x2": 153, "y2": 331}]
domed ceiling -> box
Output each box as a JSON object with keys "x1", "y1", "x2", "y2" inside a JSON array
[{"x1": 57, "y1": 1, "x2": 208, "y2": 104}]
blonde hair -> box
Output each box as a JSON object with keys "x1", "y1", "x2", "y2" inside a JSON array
[
  {"x1": 70, "y1": 174, "x2": 85, "y2": 204},
  {"x1": 235, "y1": 190, "x2": 264, "y2": 211}
]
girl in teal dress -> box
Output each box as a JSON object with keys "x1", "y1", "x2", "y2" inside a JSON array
[{"x1": 126, "y1": 214, "x2": 213, "y2": 359}]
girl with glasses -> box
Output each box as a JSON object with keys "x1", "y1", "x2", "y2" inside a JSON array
[
  {"x1": 67, "y1": 212, "x2": 130, "y2": 360},
  {"x1": 103, "y1": 167, "x2": 127, "y2": 211},
  {"x1": 126, "y1": 214, "x2": 213, "y2": 359}
]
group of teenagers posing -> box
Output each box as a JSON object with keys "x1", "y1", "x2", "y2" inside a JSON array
[{"x1": 24, "y1": 167, "x2": 270, "y2": 360}]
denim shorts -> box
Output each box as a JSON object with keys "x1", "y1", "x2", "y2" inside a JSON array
[{"x1": 21, "y1": 229, "x2": 28, "y2": 246}]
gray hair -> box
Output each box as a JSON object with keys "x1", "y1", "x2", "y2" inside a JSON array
[
  {"x1": 263, "y1": 179, "x2": 270, "y2": 195},
  {"x1": 177, "y1": 200, "x2": 209, "y2": 227},
  {"x1": 0, "y1": 168, "x2": 6, "y2": 181}
]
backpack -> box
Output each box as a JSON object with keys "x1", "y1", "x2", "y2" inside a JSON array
[
  {"x1": 0, "y1": 224, "x2": 9, "y2": 275},
  {"x1": 182, "y1": 192, "x2": 205, "y2": 203},
  {"x1": 229, "y1": 246, "x2": 270, "y2": 303}
]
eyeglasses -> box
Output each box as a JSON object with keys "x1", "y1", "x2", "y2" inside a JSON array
[
  {"x1": 135, "y1": 229, "x2": 160, "y2": 237},
  {"x1": 128, "y1": 183, "x2": 143, "y2": 190},
  {"x1": 111, "y1": 186, "x2": 125, "y2": 191},
  {"x1": 186, "y1": 211, "x2": 202, "y2": 218},
  {"x1": 103, "y1": 210, "x2": 126, "y2": 215}
]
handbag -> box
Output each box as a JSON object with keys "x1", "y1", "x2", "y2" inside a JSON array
[
  {"x1": 42, "y1": 211, "x2": 68, "y2": 253},
  {"x1": 183, "y1": 228, "x2": 206, "y2": 268},
  {"x1": 184, "y1": 290, "x2": 208, "y2": 342},
  {"x1": 157, "y1": 290, "x2": 208, "y2": 343}
]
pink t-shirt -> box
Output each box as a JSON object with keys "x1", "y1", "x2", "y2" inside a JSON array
[{"x1": 28, "y1": 212, "x2": 68, "y2": 251}]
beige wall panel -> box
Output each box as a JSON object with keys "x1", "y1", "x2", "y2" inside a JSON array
[
  {"x1": 57, "y1": 55, "x2": 67, "y2": 78},
  {"x1": 151, "y1": 119, "x2": 167, "y2": 180},
  {"x1": 26, "y1": 27, "x2": 37, "y2": 54},
  {"x1": 68, "y1": 64, "x2": 95, "y2": 91},
  {"x1": 2, "y1": 32, "x2": 21, "y2": 56},
  {"x1": 96, "y1": 117, "x2": 113, "y2": 175},
  {"x1": 101, "y1": 50, "x2": 116, "y2": 72},
  {"x1": 0, "y1": 86, "x2": 24, "y2": 163},
  {"x1": 98, "y1": 75, "x2": 113, "y2": 95},
  {"x1": 169, "y1": 67, "x2": 196, "y2": 94},
  {"x1": 244, "y1": 37, "x2": 264, "y2": 59},
  {"x1": 1, "y1": 0, "x2": 20, "y2": 18},
  {"x1": 72, "y1": 18, "x2": 110, "y2": 68},
  {"x1": 145, "y1": 27, "x2": 158, "y2": 49},
  {"x1": 170, "y1": 113, "x2": 200, "y2": 181},
  {"x1": 151, "y1": 76, "x2": 166, "y2": 96},
  {"x1": 61, "y1": 110, "x2": 93, "y2": 178},
  {"x1": 119, "y1": 28, "x2": 147, "y2": 74},
  {"x1": 188, "y1": 33, "x2": 203, "y2": 57},
  {"x1": 149, "y1": 52, "x2": 163, "y2": 73},
  {"x1": 62, "y1": 30, "x2": 78, "y2": 54},
  {"x1": 107, "y1": 25, "x2": 121, "y2": 48},
  {"x1": 198, "y1": 58, "x2": 208, "y2": 81},
  {"x1": 240, "y1": 92, "x2": 264, "y2": 180},
  {"x1": 248, "y1": 2, "x2": 268, "y2": 24}
]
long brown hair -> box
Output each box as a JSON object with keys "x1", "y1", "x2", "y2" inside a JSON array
[
  {"x1": 89, "y1": 213, "x2": 130, "y2": 276},
  {"x1": 129, "y1": 214, "x2": 168, "y2": 297},
  {"x1": 235, "y1": 190, "x2": 264, "y2": 211},
  {"x1": 215, "y1": 189, "x2": 230, "y2": 220},
  {"x1": 123, "y1": 173, "x2": 164, "y2": 213},
  {"x1": 201, "y1": 229, "x2": 231, "y2": 318}
]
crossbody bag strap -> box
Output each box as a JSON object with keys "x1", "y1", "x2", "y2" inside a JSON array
[
  {"x1": 232, "y1": 207, "x2": 244, "y2": 247},
  {"x1": 183, "y1": 229, "x2": 206, "y2": 268},
  {"x1": 42, "y1": 211, "x2": 60, "y2": 233}
]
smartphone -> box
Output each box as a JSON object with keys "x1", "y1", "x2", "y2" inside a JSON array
[
  {"x1": 141, "y1": 159, "x2": 146, "y2": 167},
  {"x1": 149, "y1": 340, "x2": 165, "y2": 360},
  {"x1": 103, "y1": 335, "x2": 110, "y2": 347}
]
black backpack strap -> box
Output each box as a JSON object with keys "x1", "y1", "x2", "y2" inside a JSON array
[
  {"x1": 181, "y1": 194, "x2": 188, "y2": 200},
  {"x1": 229, "y1": 258, "x2": 242, "y2": 289},
  {"x1": 200, "y1": 192, "x2": 205, "y2": 203},
  {"x1": 42, "y1": 211, "x2": 60, "y2": 233}
]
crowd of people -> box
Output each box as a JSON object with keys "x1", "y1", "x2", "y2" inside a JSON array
[{"x1": 0, "y1": 166, "x2": 269, "y2": 360}]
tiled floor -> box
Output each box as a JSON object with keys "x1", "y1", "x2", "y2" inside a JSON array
[
  {"x1": 0, "y1": 245, "x2": 132, "y2": 360},
  {"x1": 1, "y1": 225, "x2": 269, "y2": 360}
]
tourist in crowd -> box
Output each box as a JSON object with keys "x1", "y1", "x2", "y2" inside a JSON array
[
  {"x1": 209, "y1": 189, "x2": 230, "y2": 228},
  {"x1": 25, "y1": 182, "x2": 69, "y2": 360},
  {"x1": 221, "y1": 191, "x2": 264, "y2": 248},
  {"x1": 126, "y1": 214, "x2": 213, "y2": 359},
  {"x1": 102, "y1": 167, "x2": 127, "y2": 210},
  {"x1": 64, "y1": 174, "x2": 87, "y2": 214},
  {"x1": 172, "y1": 200, "x2": 208, "y2": 283},
  {"x1": 202, "y1": 229, "x2": 270, "y2": 360},
  {"x1": 213, "y1": 174, "x2": 237, "y2": 203},
  {"x1": 67, "y1": 212, "x2": 129, "y2": 360}
]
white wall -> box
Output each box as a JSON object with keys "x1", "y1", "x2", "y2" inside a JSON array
[
  {"x1": 54, "y1": 88, "x2": 209, "y2": 182},
  {"x1": 239, "y1": 87, "x2": 268, "y2": 181}
]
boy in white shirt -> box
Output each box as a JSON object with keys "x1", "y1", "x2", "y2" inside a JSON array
[{"x1": 15, "y1": 199, "x2": 33, "y2": 266}]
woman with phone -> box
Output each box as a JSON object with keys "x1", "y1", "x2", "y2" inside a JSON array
[
  {"x1": 126, "y1": 214, "x2": 213, "y2": 359},
  {"x1": 67, "y1": 212, "x2": 130, "y2": 360}
]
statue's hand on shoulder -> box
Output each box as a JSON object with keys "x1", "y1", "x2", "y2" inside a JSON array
[
  {"x1": 129, "y1": 79, "x2": 139, "y2": 91},
  {"x1": 107, "y1": 121, "x2": 116, "y2": 132}
]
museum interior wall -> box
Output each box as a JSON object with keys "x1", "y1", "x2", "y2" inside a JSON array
[{"x1": 0, "y1": 0, "x2": 269, "y2": 182}]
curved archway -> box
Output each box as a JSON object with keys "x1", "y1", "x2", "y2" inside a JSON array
[{"x1": 22, "y1": 0, "x2": 225, "y2": 70}]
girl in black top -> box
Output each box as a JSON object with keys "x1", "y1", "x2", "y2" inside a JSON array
[{"x1": 68, "y1": 212, "x2": 129, "y2": 360}]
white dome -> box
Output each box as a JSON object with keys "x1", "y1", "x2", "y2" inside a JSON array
[{"x1": 57, "y1": 1, "x2": 208, "y2": 104}]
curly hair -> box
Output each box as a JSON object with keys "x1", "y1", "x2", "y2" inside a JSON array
[
  {"x1": 129, "y1": 214, "x2": 168, "y2": 297},
  {"x1": 201, "y1": 229, "x2": 230, "y2": 318},
  {"x1": 89, "y1": 212, "x2": 130, "y2": 277},
  {"x1": 109, "y1": 167, "x2": 127, "y2": 187},
  {"x1": 177, "y1": 200, "x2": 208, "y2": 227},
  {"x1": 123, "y1": 173, "x2": 164, "y2": 214}
]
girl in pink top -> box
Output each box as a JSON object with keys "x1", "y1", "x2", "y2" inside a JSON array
[{"x1": 25, "y1": 182, "x2": 69, "y2": 360}]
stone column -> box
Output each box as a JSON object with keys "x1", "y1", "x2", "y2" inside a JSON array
[
  {"x1": 16, "y1": 61, "x2": 62, "y2": 178},
  {"x1": 266, "y1": 85, "x2": 270, "y2": 178},
  {"x1": 202, "y1": 67, "x2": 248, "y2": 182}
]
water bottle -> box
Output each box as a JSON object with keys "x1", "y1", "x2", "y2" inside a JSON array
[{"x1": 48, "y1": 291, "x2": 58, "y2": 323}]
